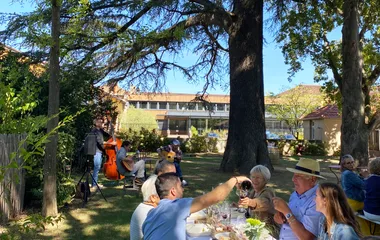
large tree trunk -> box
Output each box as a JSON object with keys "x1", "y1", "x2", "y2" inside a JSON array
[
  {"x1": 220, "y1": 0, "x2": 272, "y2": 174},
  {"x1": 341, "y1": 0, "x2": 369, "y2": 166},
  {"x1": 42, "y1": 0, "x2": 60, "y2": 217}
]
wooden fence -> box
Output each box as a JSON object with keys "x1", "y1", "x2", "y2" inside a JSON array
[{"x1": 0, "y1": 134, "x2": 26, "y2": 223}]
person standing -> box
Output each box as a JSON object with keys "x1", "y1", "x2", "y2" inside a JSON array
[
  {"x1": 91, "y1": 118, "x2": 115, "y2": 188},
  {"x1": 157, "y1": 139, "x2": 187, "y2": 186}
]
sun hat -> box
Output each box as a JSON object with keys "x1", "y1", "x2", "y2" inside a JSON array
[
  {"x1": 171, "y1": 139, "x2": 180, "y2": 146},
  {"x1": 286, "y1": 158, "x2": 326, "y2": 179}
]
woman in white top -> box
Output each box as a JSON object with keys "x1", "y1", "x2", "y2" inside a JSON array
[{"x1": 130, "y1": 175, "x2": 160, "y2": 240}]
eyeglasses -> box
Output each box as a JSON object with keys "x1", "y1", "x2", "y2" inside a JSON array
[{"x1": 345, "y1": 161, "x2": 354, "y2": 165}]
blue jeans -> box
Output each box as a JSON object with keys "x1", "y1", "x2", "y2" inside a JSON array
[
  {"x1": 174, "y1": 161, "x2": 182, "y2": 178},
  {"x1": 93, "y1": 152, "x2": 102, "y2": 186}
]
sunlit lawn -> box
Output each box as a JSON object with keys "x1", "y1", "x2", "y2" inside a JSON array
[{"x1": 3, "y1": 154, "x2": 338, "y2": 239}]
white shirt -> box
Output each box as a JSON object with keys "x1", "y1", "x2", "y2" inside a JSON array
[{"x1": 130, "y1": 203, "x2": 154, "y2": 240}]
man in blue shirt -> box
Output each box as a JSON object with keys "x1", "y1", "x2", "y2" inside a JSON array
[
  {"x1": 142, "y1": 173, "x2": 251, "y2": 240},
  {"x1": 272, "y1": 158, "x2": 325, "y2": 240}
]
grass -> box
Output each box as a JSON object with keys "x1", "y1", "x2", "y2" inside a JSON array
[{"x1": 1, "y1": 154, "x2": 339, "y2": 239}]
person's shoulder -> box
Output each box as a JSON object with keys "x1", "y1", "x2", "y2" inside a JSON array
[
  {"x1": 261, "y1": 187, "x2": 275, "y2": 196},
  {"x1": 334, "y1": 223, "x2": 359, "y2": 239}
]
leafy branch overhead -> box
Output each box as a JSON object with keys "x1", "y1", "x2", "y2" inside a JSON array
[
  {"x1": 271, "y1": 0, "x2": 380, "y2": 130},
  {"x1": 0, "y1": 0, "x2": 234, "y2": 94}
]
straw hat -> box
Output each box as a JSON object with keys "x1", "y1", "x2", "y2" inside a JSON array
[{"x1": 286, "y1": 158, "x2": 326, "y2": 179}]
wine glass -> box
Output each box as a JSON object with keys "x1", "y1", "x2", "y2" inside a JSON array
[{"x1": 219, "y1": 202, "x2": 231, "y2": 225}]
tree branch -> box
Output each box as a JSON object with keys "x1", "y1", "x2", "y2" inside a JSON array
[
  {"x1": 322, "y1": 34, "x2": 343, "y2": 90},
  {"x1": 368, "y1": 110, "x2": 380, "y2": 131},
  {"x1": 366, "y1": 65, "x2": 380, "y2": 86},
  {"x1": 203, "y1": 26, "x2": 228, "y2": 52}
]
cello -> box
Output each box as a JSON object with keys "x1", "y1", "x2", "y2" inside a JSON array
[{"x1": 103, "y1": 115, "x2": 124, "y2": 180}]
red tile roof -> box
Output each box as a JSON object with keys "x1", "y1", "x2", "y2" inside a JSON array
[{"x1": 301, "y1": 104, "x2": 340, "y2": 120}]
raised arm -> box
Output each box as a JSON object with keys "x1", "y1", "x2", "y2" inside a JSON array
[{"x1": 190, "y1": 176, "x2": 251, "y2": 214}]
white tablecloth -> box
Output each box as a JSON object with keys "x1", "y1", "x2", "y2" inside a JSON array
[{"x1": 186, "y1": 217, "x2": 276, "y2": 240}]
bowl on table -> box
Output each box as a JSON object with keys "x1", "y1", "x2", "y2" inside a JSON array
[{"x1": 186, "y1": 223, "x2": 212, "y2": 237}]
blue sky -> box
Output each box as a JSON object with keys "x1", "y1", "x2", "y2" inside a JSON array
[{"x1": 2, "y1": 1, "x2": 320, "y2": 95}]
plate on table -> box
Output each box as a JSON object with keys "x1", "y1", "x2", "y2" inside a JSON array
[
  {"x1": 214, "y1": 232, "x2": 231, "y2": 240},
  {"x1": 187, "y1": 210, "x2": 207, "y2": 220},
  {"x1": 186, "y1": 223, "x2": 212, "y2": 237}
]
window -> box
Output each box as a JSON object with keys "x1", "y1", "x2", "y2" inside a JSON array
[
  {"x1": 217, "y1": 104, "x2": 225, "y2": 111},
  {"x1": 274, "y1": 121, "x2": 281, "y2": 129},
  {"x1": 129, "y1": 101, "x2": 137, "y2": 108},
  {"x1": 169, "y1": 119, "x2": 187, "y2": 131},
  {"x1": 139, "y1": 101, "x2": 148, "y2": 109},
  {"x1": 178, "y1": 102, "x2": 187, "y2": 110},
  {"x1": 226, "y1": 104, "x2": 230, "y2": 111},
  {"x1": 158, "y1": 102, "x2": 167, "y2": 110},
  {"x1": 149, "y1": 102, "x2": 158, "y2": 109},
  {"x1": 169, "y1": 102, "x2": 177, "y2": 110},
  {"x1": 188, "y1": 102, "x2": 196, "y2": 110}
]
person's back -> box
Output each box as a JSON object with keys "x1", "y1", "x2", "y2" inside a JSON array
[
  {"x1": 142, "y1": 198, "x2": 193, "y2": 240},
  {"x1": 341, "y1": 169, "x2": 365, "y2": 202},
  {"x1": 130, "y1": 203, "x2": 154, "y2": 240}
]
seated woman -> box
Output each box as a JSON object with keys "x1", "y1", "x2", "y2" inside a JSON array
[
  {"x1": 316, "y1": 182, "x2": 361, "y2": 239},
  {"x1": 238, "y1": 165, "x2": 279, "y2": 238},
  {"x1": 130, "y1": 175, "x2": 160, "y2": 240},
  {"x1": 340, "y1": 154, "x2": 368, "y2": 211},
  {"x1": 364, "y1": 157, "x2": 380, "y2": 221}
]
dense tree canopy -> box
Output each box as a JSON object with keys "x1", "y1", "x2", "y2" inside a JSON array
[
  {"x1": 272, "y1": 0, "x2": 380, "y2": 165},
  {"x1": 1, "y1": 0, "x2": 272, "y2": 173}
]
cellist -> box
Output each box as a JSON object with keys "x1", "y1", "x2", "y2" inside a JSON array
[{"x1": 91, "y1": 117, "x2": 116, "y2": 188}]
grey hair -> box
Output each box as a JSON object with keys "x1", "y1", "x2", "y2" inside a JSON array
[
  {"x1": 141, "y1": 175, "x2": 158, "y2": 202},
  {"x1": 369, "y1": 157, "x2": 380, "y2": 175},
  {"x1": 340, "y1": 154, "x2": 354, "y2": 172},
  {"x1": 250, "y1": 165, "x2": 271, "y2": 182}
]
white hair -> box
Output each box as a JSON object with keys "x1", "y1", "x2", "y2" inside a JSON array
[
  {"x1": 250, "y1": 165, "x2": 271, "y2": 182},
  {"x1": 141, "y1": 175, "x2": 158, "y2": 202}
]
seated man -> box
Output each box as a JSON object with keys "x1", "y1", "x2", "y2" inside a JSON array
[
  {"x1": 157, "y1": 139, "x2": 187, "y2": 186},
  {"x1": 130, "y1": 175, "x2": 159, "y2": 240},
  {"x1": 272, "y1": 158, "x2": 325, "y2": 240},
  {"x1": 142, "y1": 173, "x2": 251, "y2": 240},
  {"x1": 154, "y1": 160, "x2": 176, "y2": 176},
  {"x1": 116, "y1": 141, "x2": 145, "y2": 183}
]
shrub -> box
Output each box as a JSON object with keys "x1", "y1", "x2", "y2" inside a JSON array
[{"x1": 303, "y1": 140, "x2": 327, "y2": 156}]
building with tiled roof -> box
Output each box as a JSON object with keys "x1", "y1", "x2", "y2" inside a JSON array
[
  {"x1": 301, "y1": 105, "x2": 340, "y2": 120},
  {"x1": 301, "y1": 104, "x2": 380, "y2": 155},
  {"x1": 103, "y1": 84, "x2": 324, "y2": 138}
]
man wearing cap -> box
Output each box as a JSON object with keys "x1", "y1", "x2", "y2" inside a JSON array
[
  {"x1": 272, "y1": 158, "x2": 325, "y2": 240},
  {"x1": 157, "y1": 139, "x2": 187, "y2": 186}
]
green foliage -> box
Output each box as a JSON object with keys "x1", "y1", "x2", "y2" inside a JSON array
[
  {"x1": 0, "y1": 48, "x2": 44, "y2": 133},
  {"x1": 272, "y1": 0, "x2": 379, "y2": 109},
  {"x1": 0, "y1": 214, "x2": 64, "y2": 239},
  {"x1": 0, "y1": 0, "x2": 229, "y2": 91},
  {"x1": 303, "y1": 141, "x2": 327, "y2": 156},
  {"x1": 119, "y1": 106, "x2": 158, "y2": 132},
  {"x1": 183, "y1": 127, "x2": 219, "y2": 153},
  {"x1": 276, "y1": 140, "x2": 327, "y2": 156},
  {"x1": 117, "y1": 128, "x2": 169, "y2": 152},
  {"x1": 266, "y1": 85, "x2": 325, "y2": 139}
]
